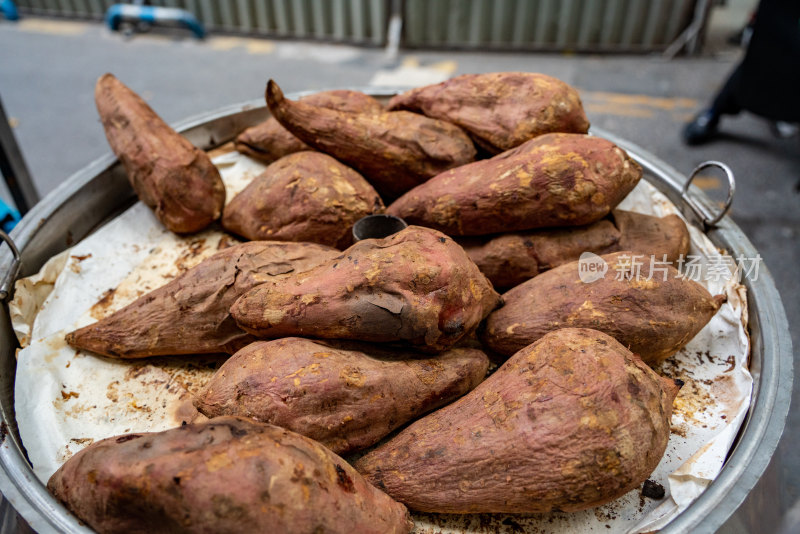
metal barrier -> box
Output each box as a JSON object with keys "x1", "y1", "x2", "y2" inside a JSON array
[
  {"x1": 402, "y1": 0, "x2": 699, "y2": 52},
  {"x1": 13, "y1": 0, "x2": 705, "y2": 53},
  {"x1": 14, "y1": 0, "x2": 388, "y2": 45}
]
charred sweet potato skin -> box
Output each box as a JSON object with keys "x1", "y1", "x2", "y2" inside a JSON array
[
  {"x1": 265, "y1": 80, "x2": 477, "y2": 200},
  {"x1": 95, "y1": 73, "x2": 225, "y2": 234},
  {"x1": 458, "y1": 210, "x2": 690, "y2": 289},
  {"x1": 195, "y1": 338, "x2": 489, "y2": 454},
  {"x1": 47, "y1": 417, "x2": 414, "y2": 534},
  {"x1": 388, "y1": 72, "x2": 590, "y2": 154},
  {"x1": 222, "y1": 151, "x2": 384, "y2": 248},
  {"x1": 354, "y1": 328, "x2": 679, "y2": 514},
  {"x1": 482, "y1": 251, "x2": 724, "y2": 365},
  {"x1": 387, "y1": 133, "x2": 642, "y2": 235},
  {"x1": 230, "y1": 226, "x2": 501, "y2": 352},
  {"x1": 235, "y1": 90, "x2": 383, "y2": 164},
  {"x1": 65, "y1": 241, "x2": 339, "y2": 358}
]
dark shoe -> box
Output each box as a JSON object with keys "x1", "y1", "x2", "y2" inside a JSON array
[
  {"x1": 683, "y1": 110, "x2": 720, "y2": 145},
  {"x1": 770, "y1": 121, "x2": 799, "y2": 139}
]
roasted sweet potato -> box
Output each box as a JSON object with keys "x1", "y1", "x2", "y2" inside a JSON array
[
  {"x1": 231, "y1": 226, "x2": 501, "y2": 352},
  {"x1": 222, "y1": 151, "x2": 384, "y2": 248},
  {"x1": 458, "y1": 219, "x2": 619, "y2": 289},
  {"x1": 388, "y1": 72, "x2": 590, "y2": 154},
  {"x1": 387, "y1": 133, "x2": 642, "y2": 235},
  {"x1": 48, "y1": 417, "x2": 414, "y2": 534},
  {"x1": 481, "y1": 251, "x2": 725, "y2": 365},
  {"x1": 195, "y1": 337, "x2": 489, "y2": 454},
  {"x1": 235, "y1": 90, "x2": 383, "y2": 164},
  {"x1": 265, "y1": 80, "x2": 477, "y2": 199},
  {"x1": 613, "y1": 210, "x2": 690, "y2": 262},
  {"x1": 354, "y1": 328, "x2": 680, "y2": 513},
  {"x1": 458, "y1": 210, "x2": 690, "y2": 289},
  {"x1": 65, "y1": 241, "x2": 339, "y2": 358},
  {"x1": 95, "y1": 73, "x2": 225, "y2": 234}
]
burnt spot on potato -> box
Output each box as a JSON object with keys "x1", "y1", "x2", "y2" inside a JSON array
[
  {"x1": 335, "y1": 464, "x2": 356, "y2": 493},
  {"x1": 115, "y1": 434, "x2": 141, "y2": 443}
]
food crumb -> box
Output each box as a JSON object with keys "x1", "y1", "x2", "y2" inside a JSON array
[{"x1": 641, "y1": 479, "x2": 666, "y2": 500}]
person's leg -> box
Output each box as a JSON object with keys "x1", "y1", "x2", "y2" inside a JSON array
[
  {"x1": 709, "y1": 63, "x2": 744, "y2": 116},
  {"x1": 683, "y1": 63, "x2": 744, "y2": 145}
]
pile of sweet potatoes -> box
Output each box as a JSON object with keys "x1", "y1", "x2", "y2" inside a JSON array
[{"x1": 52, "y1": 71, "x2": 730, "y2": 532}]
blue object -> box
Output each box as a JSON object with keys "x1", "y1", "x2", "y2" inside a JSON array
[
  {"x1": 0, "y1": 0, "x2": 20, "y2": 21},
  {"x1": 0, "y1": 199, "x2": 20, "y2": 233},
  {"x1": 105, "y1": 4, "x2": 205, "y2": 39}
]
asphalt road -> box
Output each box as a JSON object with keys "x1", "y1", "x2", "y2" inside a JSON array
[{"x1": 1, "y1": 14, "x2": 798, "y2": 531}]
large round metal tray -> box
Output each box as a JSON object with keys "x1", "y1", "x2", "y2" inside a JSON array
[{"x1": 0, "y1": 89, "x2": 792, "y2": 533}]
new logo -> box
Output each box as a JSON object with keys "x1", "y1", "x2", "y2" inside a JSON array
[{"x1": 578, "y1": 252, "x2": 608, "y2": 283}]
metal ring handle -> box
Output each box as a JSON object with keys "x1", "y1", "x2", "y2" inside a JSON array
[
  {"x1": 0, "y1": 229, "x2": 21, "y2": 302},
  {"x1": 681, "y1": 160, "x2": 736, "y2": 228}
]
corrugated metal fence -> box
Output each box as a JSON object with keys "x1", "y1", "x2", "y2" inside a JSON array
[
  {"x1": 403, "y1": 0, "x2": 697, "y2": 52},
  {"x1": 15, "y1": 0, "x2": 388, "y2": 45},
  {"x1": 14, "y1": 0, "x2": 701, "y2": 53}
]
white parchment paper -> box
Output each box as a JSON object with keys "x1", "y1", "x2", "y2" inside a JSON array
[{"x1": 10, "y1": 153, "x2": 751, "y2": 533}]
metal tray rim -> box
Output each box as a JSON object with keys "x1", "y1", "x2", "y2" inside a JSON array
[{"x1": 0, "y1": 92, "x2": 792, "y2": 533}]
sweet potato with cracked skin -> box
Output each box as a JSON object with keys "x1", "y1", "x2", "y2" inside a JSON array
[
  {"x1": 388, "y1": 72, "x2": 590, "y2": 154},
  {"x1": 65, "y1": 241, "x2": 339, "y2": 358},
  {"x1": 354, "y1": 328, "x2": 680, "y2": 514},
  {"x1": 386, "y1": 133, "x2": 642, "y2": 236},
  {"x1": 265, "y1": 79, "x2": 477, "y2": 200},
  {"x1": 48, "y1": 417, "x2": 414, "y2": 534},
  {"x1": 231, "y1": 226, "x2": 501, "y2": 353},
  {"x1": 222, "y1": 151, "x2": 384, "y2": 248},
  {"x1": 95, "y1": 73, "x2": 225, "y2": 234},
  {"x1": 458, "y1": 210, "x2": 690, "y2": 289},
  {"x1": 235, "y1": 90, "x2": 383, "y2": 164},
  {"x1": 481, "y1": 251, "x2": 725, "y2": 365},
  {"x1": 194, "y1": 337, "x2": 489, "y2": 454}
]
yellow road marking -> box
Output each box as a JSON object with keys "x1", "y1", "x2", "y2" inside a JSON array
[
  {"x1": 246, "y1": 40, "x2": 276, "y2": 54},
  {"x1": 209, "y1": 36, "x2": 275, "y2": 54},
  {"x1": 429, "y1": 60, "x2": 458, "y2": 74},
  {"x1": 584, "y1": 102, "x2": 654, "y2": 118},
  {"x1": 583, "y1": 91, "x2": 697, "y2": 111},
  {"x1": 582, "y1": 90, "x2": 698, "y2": 119},
  {"x1": 209, "y1": 36, "x2": 247, "y2": 50},
  {"x1": 18, "y1": 18, "x2": 88, "y2": 35},
  {"x1": 692, "y1": 175, "x2": 722, "y2": 190},
  {"x1": 401, "y1": 56, "x2": 420, "y2": 68},
  {"x1": 672, "y1": 111, "x2": 697, "y2": 122}
]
